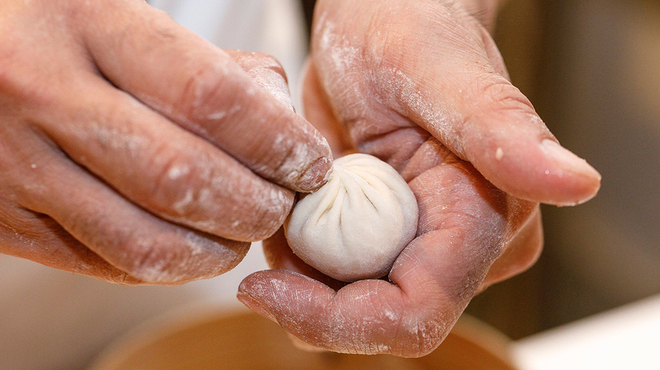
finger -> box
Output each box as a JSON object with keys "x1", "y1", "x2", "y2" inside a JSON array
[
  {"x1": 11, "y1": 137, "x2": 249, "y2": 285},
  {"x1": 0, "y1": 203, "x2": 143, "y2": 285},
  {"x1": 312, "y1": 0, "x2": 600, "y2": 205},
  {"x1": 239, "y1": 157, "x2": 535, "y2": 357},
  {"x1": 407, "y1": 36, "x2": 601, "y2": 206},
  {"x1": 224, "y1": 50, "x2": 294, "y2": 111},
  {"x1": 37, "y1": 71, "x2": 293, "y2": 242},
  {"x1": 80, "y1": 0, "x2": 331, "y2": 192}
]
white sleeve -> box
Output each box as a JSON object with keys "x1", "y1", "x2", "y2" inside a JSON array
[{"x1": 149, "y1": 0, "x2": 308, "y2": 103}]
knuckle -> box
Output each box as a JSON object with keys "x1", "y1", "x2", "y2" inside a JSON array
[
  {"x1": 476, "y1": 78, "x2": 534, "y2": 113},
  {"x1": 147, "y1": 152, "x2": 200, "y2": 218},
  {"x1": 236, "y1": 51, "x2": 286, "y2": 76},
  {"x1": 179, "y1": 67, "x2": 222, "y2": 119},
  {"x1": 176, "y1": 61, "x2": 245, "y2": 123},
  {"x1": 0, "y1": 50, "x2": 51, "y2": 111},
  {"x1": 235, "y1": 52, "x2": 291, "y2": 108},
  {"x1": 255, "y1": 53, "x2": 284, "y2": 72},
  {"x1": 458, "y1": 78, "x2": 536, "y2": 152}
]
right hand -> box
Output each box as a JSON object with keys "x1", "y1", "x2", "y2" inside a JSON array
[
  {"x1": 0, "y1": 0, "x2": 331, "y2": 285},
  {"x1": 237, "y1": 0, "x2": 600, "y2": 357}
]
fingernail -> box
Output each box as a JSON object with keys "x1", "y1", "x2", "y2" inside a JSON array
[
  {"x1": 297, "y1": 156, "x2": 333, "y2": 192},
  {"x1": 540, "y1": 139, "x2": 601, "y2": 181},
  {"x1": 237, "y1": 293, "x2": 278, "y2": 323}
]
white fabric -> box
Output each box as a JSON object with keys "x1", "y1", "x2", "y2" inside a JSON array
[
  {"x1": 0, "y1": 2, "x2": 307, "y2": 369},
  {"x1": 149, "y1": 0, "x2": 308, "y2": 103}
]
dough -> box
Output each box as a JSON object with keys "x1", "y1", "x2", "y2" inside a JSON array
[{"x1": 284, "y1": 153, "x2": 419, "y2": 282}]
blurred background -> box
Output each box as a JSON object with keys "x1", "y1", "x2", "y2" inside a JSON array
[
  {"x1": 1, "y1": 0, "x2": 658, "y2": 369},
  {"x1": 463, "y1": 0, "x2": 660, "y2": 339}
]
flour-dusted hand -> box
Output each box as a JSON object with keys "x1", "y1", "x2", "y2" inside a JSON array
[
  {"x1": 238, "y1": 0, "x2": 599, "y2": 357},
  {"x1": 0, "y1": 0, "x2": 331, "y2": 284}
]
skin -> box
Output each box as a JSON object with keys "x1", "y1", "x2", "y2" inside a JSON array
[
  {"x1": 0, "y1": 0, "x2": 332, "y2": 285},
  {"x1": 237, "y1": 0, "x2": 601, "y2": 357}
]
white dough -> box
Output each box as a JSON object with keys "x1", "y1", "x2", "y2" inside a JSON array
[{"x1": 284, "y1": 153, "x2": 419, "y2": 282}]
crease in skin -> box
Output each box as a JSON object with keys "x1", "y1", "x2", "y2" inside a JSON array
[
  {"x1": 417, "y1": 173, "x2": 508, "y2": 263},
  {"x1": 331, "y1": 290, "x2": 387, "y2": 353},
  {"x1": 247, "y1": 66, "x2": 294, "y2": 111},
  {"x1": 134, "y1": 92, "x2": 212, "y2": 139},
  {"x1": 409, "y1": 169, "x2": 512, "y2": 307},
  {"x1": 401, "y1": 312, "x2": 451, "y2": 356},
  {"x1": 229, "y1": 50, "x2": 294, "y2": 110},
  {"x1": 322, "y1": 293, "x2": 393, "y2": 354}
]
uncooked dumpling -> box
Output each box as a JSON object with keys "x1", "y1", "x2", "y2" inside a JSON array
[{"x1": 284, "y1": 153, "x2": 418, "y2": 282}]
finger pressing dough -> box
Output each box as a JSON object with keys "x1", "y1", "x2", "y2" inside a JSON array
[{"x1": 284, "y1": 153, "x2": 418, "y2": 282}]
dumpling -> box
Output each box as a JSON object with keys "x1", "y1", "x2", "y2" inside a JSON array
[{"x1": 284, "y1": 153, "x2": 419, "y2": 282}]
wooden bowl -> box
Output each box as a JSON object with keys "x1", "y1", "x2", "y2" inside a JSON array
[{"x1": 90, "y1": 306, "x2": 517, "y2": 370}]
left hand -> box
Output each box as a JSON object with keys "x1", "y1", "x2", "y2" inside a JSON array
[
  {"x1": 0, "y1": 0, "x2": 331, "y2": 285},
  {"x1": 238, "y1": 0, "x2": 599, "y2": 357}
]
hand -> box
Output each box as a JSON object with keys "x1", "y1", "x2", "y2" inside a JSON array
[
  {"x1": 237, "y1": 0, "x2": 599, "y2": 357},
  {"x1": 0, "y1": 0, "x2": 331, "y2": 285}
]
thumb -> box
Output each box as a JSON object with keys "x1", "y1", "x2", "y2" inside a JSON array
[
  {"x1": 396, "y1": 24, "x2": 600, "y2": 206},
  {"x1": 312, "y1": 0, "x2": 600, "y2": 206}
]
